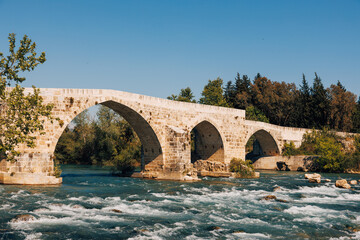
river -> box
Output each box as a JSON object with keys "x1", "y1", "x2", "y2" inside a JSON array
[{"x1": 0, "y1": 165, "x2": 360, "y2": 239}]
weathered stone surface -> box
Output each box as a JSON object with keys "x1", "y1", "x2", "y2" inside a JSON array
[
  {"x1": 305, "y1": 173, "x2": 321, "y2": 183},
  {"x1": 336, "y1": 179, "x2": 351, "y2": 189},
  {"x1": 193, "y1": 160, "x2": 229, "y2": 177},
  {"x1": 253, "y1": 156, "x2": 318, "y2": 171}
]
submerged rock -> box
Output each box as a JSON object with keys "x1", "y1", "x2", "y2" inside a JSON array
[
  {"x1": 305, "y1": 173, "x2": 321, "y2": 183},
  {"x1": 263, "y1": 195, "x2": 277, "y2": 201},
  {"x1": 112, "y1": 209, "x2": 123, "y2": 213},
  {"x1": 209, "y1": 226, "x2": 221, "y2": 231},
  {"x1": 273, "y1": 186, "x2": 281, "y2": 192},
  {"x1": 336, "y1": 179, "x2": 351, "y2": 189},
  {"x1": 11, "y1": 214, "x2": 36, "y2": 223}
]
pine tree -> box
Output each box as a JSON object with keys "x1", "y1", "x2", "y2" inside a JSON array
[{"x1": 310, "y1": 73, "x2": 330, "y2": 128}]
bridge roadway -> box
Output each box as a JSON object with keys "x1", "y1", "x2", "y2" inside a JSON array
[{"x1": 0, "y1": 88, "x2": 318, "y2": 184}]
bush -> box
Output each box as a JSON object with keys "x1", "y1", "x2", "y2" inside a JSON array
[
  {"x1": 282, "y1": 141, "x2": 301, "y2": 156},
  {"x1": 281, "y1": 128, "x2": 360, "y2": 173},
  {"x1": 229, "y1": 158, "x2": 255, "y2": 178}
]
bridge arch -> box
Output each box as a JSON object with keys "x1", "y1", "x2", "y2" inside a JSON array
[
  {"x1": 189, "y1": 119, "x2": 225, "y2": 163},
  {"x1": 53, "y1": 98, "x2": 164, "y2": 171},
  {"x1": 245, "y1": 129, "x2": 280, "y2": 159}
]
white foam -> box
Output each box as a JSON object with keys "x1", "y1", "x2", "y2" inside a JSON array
[
  {"x1": 24, "y1": 232, "x2": 42, "y2": 240},
  {"x1": 230, "y1": 231, "x2": 271, "y2": 239}
]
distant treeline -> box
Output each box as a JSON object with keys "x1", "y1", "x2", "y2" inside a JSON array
[{"x1": 169, "y1": 73, "x2": 360, "y2": 133}]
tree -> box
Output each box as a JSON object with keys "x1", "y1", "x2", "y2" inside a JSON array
[
  {"x1": 245, "y1": 105, "x2": 269, "y2": 123},
  {"x1": 310, "y1": 73, "x2": 330, "y2": 128},
  {"x1": 199, "y1": 77, "x2": 228, "y2": 107},
  {"x1": 224, "y1": 80, "x2": 235, "y2": 107},
  {"x1": 0, "y1": 33, "x2": 54, "y2": 161},
  {"x1": 233, "y1": 73, "x2": 252, "y2": 109},
  {"x1": 251, "y1": 75, "x2": 297, "y2": 126},
  {"x1": 296, "y1": 74, "x2": 313, "y2": 128},
  {"x1": 328, "y1": 81, "x2": 356, "y2": 131},
  {"x1": 167, "y1": 87, "x2": 196, "y2": 103},
  {"x1": 353, "y1": 97, "x2": 360, "y2": 133}
]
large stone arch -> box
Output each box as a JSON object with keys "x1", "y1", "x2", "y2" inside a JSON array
[
  {"x1": 53, "y1": 98, "x2": 164, "y2": 172},
  {"x1": 245, "y1": 129, "x2": 281, "y2": 157},
  {"x1": 189, "y1": 119, "x2": 225, "y2": 163}
]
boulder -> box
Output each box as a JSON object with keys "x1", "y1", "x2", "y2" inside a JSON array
[
  {"x1": 112, "y1": 209, "x2": 122, "y2": 213},
  {"x1": 11, "y1": 214, "x2": 36, "y2": 223},
  {"x1": 349, "y1": 180, "x2": 358, "y2": 185},
  {"x1": 273, "y1": 186, "x2": 281, "y2": 192},
  {"x1": 262, "y1": 195, "x2": 277, "y2": 201},
  {"x1": 305, "y1": 173, "x2": 321, "y2": 183},
  {"x1": 335, "y1": 179, "x2": 351, "y2": 189}
]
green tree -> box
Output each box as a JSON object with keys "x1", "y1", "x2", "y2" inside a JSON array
[
  {"x1": 310, "y1": 73, "x2": 330, "y2": 128},
  {"x1": 199, "y1": 77, "x2": 228, "y2": 107},
  {"x1": 352, "y1": 97, "x2": 360, "y2": 133},
  {"x1": 0, "y1": 33, "x2": 54, "y2": 161},
  {"x1": 167, "y1": 87, "x2": 196, "y2": 103},
  {"x1": 233, "y1": 73, "x2": 252, "y2": 109},
  {"x1": 296, "y1": 74, "x2": 313, "y2": 128},
  {"x1": 328, "y1": 81, "x2": 357, "y2": 132},
  {"x1": 245, "y1": 105, "x2": 269, "y2": 123}
]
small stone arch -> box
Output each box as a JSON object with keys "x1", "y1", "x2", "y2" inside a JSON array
[
  {"x1": 245, "y1": 129, "x2": 280, "y2": 159},
  {"x1": 53, "y1": 99, "x2": 164, "y2": 171},
  {"x1": 189, "y1": 120, "x2": 225, "y2": 163}
]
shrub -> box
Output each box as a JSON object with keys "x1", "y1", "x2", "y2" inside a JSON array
[
  {"x1": 229, "y1": 158, "x2": 255, "y2": 178},
  {"x1": 282, "y1": 141, "x2": 301, "y2": 156}
]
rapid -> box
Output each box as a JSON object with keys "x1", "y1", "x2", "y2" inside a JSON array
[{"x1": 1, "y1": 165, "x2": 360, "y2": 239}]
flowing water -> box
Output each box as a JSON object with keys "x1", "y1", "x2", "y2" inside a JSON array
[{"x1": 1, "y1": 165, "x2": 360, "y2": 239}]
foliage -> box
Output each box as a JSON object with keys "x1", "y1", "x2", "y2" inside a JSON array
[
  {"x1": 199, "y1": 77, "x2": 229, "y2": 107},
  {"x1": 282, "y1": 141, "x2": 301, "y2": 156},
  {"x1": 281, "y1": 129, "x2": 360, "y2": 172},
  {"x1": 310, "y1": 73, "x2": 330, "y2": 129},
  {"x1": 55, "y1": 106, "x2": 141, "y2": 174},
  {"x1": 167, "y1": 87, "x2": 196, "y2": 103},
  {"x1": 328, "y1": 81, "x2": 356, "y2": 132},
  {"x1": 353, "y1": 98, "x2": 360, "y2": 133},
  {"x1": 0, "y1": 33, "x2": 54, "y2": 161},
  {"x1": 229, "y1": 158, "x2": 255, "y2": 178},
  {"x1": 245, "y1": 105, "x2": 269, "y2": 123}
]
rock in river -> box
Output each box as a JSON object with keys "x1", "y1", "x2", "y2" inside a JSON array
[
  {"x1": 335, "y1": 179, "x2": 351, "y2": 189},
  {"x1": 11, "y1": 214, "x2": 36, "y2": 223},
  {"x1": 305, "y1": 173, "x2": 321, "y2": 183}
]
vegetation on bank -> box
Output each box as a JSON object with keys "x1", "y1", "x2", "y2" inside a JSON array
[
  {"x1": 229, "y1": 158, "x2": 256, "y2": 178},
  {"x1": 282, "y1": 129, "x2": 360, "y2": 172},
  {"x1": 55, "y1": 106, "x2": 141, "y2": 175}
]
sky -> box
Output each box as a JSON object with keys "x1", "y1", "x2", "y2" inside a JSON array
[{"x1": 0, "y1": 0, "x2": 359, "y2": 99}]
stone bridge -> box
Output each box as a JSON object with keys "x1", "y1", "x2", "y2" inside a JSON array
[{"x1": 0, "y1": 88, "x2": 317, "y2": 184}]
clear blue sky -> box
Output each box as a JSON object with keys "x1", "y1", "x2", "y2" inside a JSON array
[{"x1": 0, "y1": 0, "x2": 359, "y2": 99}]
